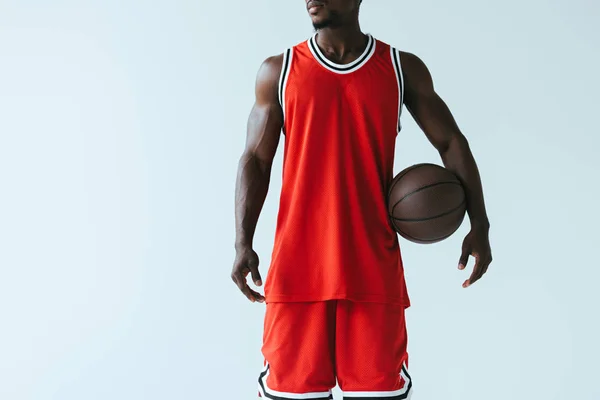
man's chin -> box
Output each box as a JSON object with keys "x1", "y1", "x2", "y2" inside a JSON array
[{"x1": 312, "y1": 17, "x2": 332, "y2": 30}]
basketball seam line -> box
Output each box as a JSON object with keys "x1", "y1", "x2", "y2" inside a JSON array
[
  {"x1": 398, "y1": 227, "x2": 457, "y2": 244},
  {"x1": 386, "y1": 163, "x2": 430, "y2": 199},
  {"x1": 391, "y1": 180, "x2": 462, "y2": 214},
  {"x1": 392, "y1": 198, "x2": 467, "y2": 223}
]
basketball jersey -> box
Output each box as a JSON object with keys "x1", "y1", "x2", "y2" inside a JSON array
[{"x1": 264, "y1": 33, "x2": 411, "y2": 306}]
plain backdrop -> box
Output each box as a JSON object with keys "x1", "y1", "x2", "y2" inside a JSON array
[{"x1": 0, "y1": 0, "x2": 599, "y2": 399}]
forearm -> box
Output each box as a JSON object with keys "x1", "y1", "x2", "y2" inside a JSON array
[
  {"x1": 234, "y1": 153, "x2": 271, "y2": 250},
  {"x1": 440, "y1": 134, "x2": 490, "y2": 229}
]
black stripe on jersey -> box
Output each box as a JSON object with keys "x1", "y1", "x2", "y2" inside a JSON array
[
  {"x1": 391, "y1": 48, "x2": 404, "y2": 131},
  {"x1": 279, "y1": 48, "x2": 291, "y2": 107},
  {"x1": 342, "y1": 365, "x2": 412, "y2": 400},
  {"x1": 309, "y1": 34, "x2": 374, "y2": 72},
  {"x1": 258, "y1": 365, "x2": 332, "y2": 400}
]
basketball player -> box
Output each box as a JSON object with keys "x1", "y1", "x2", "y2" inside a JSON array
[{"x1": 232, "y1": 1, "x2": 492, "y2": 398}]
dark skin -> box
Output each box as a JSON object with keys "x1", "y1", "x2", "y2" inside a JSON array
[
  {"x1": 231, "y1": 54, "x2": 283, "y2": 303},
  {"x1": 232, "y1": 0, "x2": 492, "y2": 303}
]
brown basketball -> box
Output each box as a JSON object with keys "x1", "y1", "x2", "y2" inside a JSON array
[{"x1": 387, "y1": 163, "x2": 466, "y2": 244}]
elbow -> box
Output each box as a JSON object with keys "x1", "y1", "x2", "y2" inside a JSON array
[
  {"x1": 440, "y1": 133, "x2": 470, "y2": 161},
  {"x1": 240, "y1": 151, "x2": 272, "y2": 175}
]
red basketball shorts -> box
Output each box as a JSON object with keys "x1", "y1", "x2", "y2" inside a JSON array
[{"x1": 258, "y1": 300, "x2": 412, "y2": 399}]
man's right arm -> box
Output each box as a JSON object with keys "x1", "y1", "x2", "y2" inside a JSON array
[{"x1": 231, "y1": 54, "x2": 283, "y2": 302}]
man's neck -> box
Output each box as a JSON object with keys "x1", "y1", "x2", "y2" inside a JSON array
[{"x1": 315, "y1": 25, "x2": 366, "y2": 60}]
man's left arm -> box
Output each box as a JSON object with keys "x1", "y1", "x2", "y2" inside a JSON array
[{"x1": 400, "y1": 51, "x2": 492, "y2": 288}]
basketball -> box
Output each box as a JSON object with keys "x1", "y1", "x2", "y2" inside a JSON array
[{"x1": 387, "y1": 163, "x2": 467, "y2": 244}]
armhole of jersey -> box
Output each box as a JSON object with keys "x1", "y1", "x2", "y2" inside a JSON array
[
  {"x1": 278, "y1": 47, "x2": 294, "y2": 135},
  {"x1": 390, "y1": 46, "x2": 404, "y2": 133}
]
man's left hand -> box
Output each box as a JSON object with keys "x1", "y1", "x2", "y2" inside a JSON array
[{"x1": 458, "y1": 225, "x2": 492, "y2": 288}]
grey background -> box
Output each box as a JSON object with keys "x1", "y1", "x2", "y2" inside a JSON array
[{"x1": 0, "y1": 0, "x2": 598, "y2": 399}]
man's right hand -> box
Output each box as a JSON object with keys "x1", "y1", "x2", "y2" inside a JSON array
[{"x1": 231, "y1": 247, "x2": 265, "y2": 303}]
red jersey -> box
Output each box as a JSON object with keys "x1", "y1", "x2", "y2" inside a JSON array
[{"x1": 264, "y1": 33, "x2": 410, "y2": 306}]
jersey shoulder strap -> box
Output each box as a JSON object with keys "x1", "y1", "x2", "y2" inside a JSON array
[
  {"x1": 388, "y1": 44, "x2": 405, "y2": 131},
  {"x1": 277, "y1": 47, "x2": 294, "y2": 134}
]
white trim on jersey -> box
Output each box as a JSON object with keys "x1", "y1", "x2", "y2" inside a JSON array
[
  {"x1": 278, "y1": 48, "x2": 294, "y2": 134},
  {"x1": 390, "y1": 47, "x2": 405, "y2": 132},
  {"x1": 307, "y1": 33, "x2": 376, "y2": 75},
  {"x1": 258, "y1": 362, "x2": 332, "y2": 400}
]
